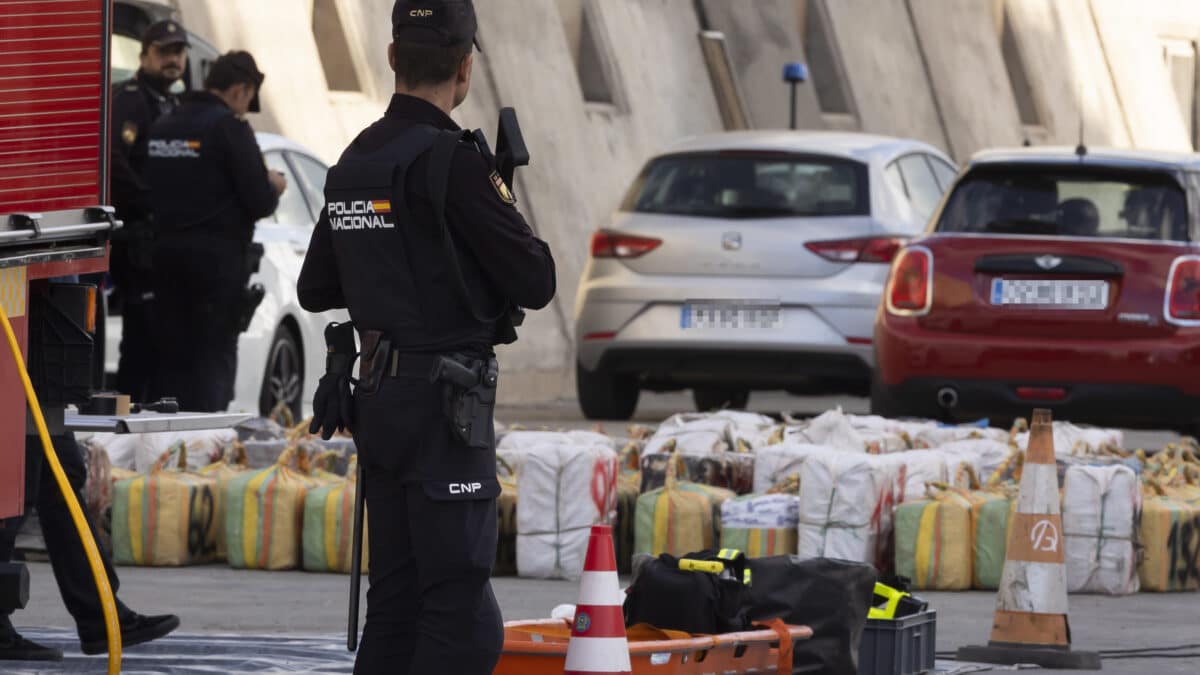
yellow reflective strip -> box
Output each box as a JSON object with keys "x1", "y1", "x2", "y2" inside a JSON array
[
  {"x1": 128, "y1": 478, "x2": 145, "y2": 564},
  {"x1": 323, "y1": 486, "x2": 340, "y2": 570},
  {"x1": 653, "y1": 493, "x2": 671, "y2": 555},
  {"x1": 242, "y1": 469, "x2": 273, "y2": 566},
  {"x1": 915, "y1": 502, "x2": 939, "y2": 587},
  {"x1": 0, "y1": 267, "x2": 25, "y2": 319}
]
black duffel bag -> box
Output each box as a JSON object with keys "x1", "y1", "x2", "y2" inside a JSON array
[
  {"x1": 623, "y1": 550, "x2": 751, "y2": 634},
  {"x1": 741, "y1": 556, "x2": 877, "y2": 675}
]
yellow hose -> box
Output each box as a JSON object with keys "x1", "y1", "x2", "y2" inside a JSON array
[{"x1": 0, "y1": 303, "x2": 121, "y2": 673}]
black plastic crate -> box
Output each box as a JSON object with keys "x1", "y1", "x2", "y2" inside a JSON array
[
  {"x1": 858, "y1": 609, "x2": 937, "y2": 675},
  {"x1": 28, "y1": 285, "x2": 95, "y2": 407}
]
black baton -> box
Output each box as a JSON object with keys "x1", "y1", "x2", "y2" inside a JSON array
[{"x1": 347, "y1": 461, "x2": 366, "y2": 651}]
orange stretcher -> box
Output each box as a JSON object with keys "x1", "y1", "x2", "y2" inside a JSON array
[{"x1": 494, "y1": 618, "x2": 812, "y2": 674}]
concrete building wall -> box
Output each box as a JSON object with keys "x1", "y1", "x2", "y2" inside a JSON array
[
  {"x1": 173, "y1": 0, "x2": 1200, "y2": 403},
  {"x1": 821, "y1": 0, "x2": 949, "y2": 151},
  {"x1": 699, "y1": 0, "x2": 822, "y2": 131}
]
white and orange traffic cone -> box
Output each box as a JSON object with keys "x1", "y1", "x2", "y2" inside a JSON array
[
  {"x1": 958, "y1": 409, "x2": 1100, "y2": 669},
  {"x1": 564, "y1": 525, "x2": 632, "y2": 675}
]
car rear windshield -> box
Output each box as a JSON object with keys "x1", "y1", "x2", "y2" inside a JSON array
[
  {"x1": 621, "y1": 152, "x2": 870, "y2": 219},
  {"x1": 935, "y1": 166, "x2": 1189, "y2": 241}
]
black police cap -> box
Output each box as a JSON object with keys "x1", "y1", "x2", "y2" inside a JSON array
[
  {"x1": 141, "y1": 19, "x2": 190, "y2": 50},
  {"x1": 205, "y1": 51, "x2": 266, "y2": 113},
  {"x1": 392, "y1": 0, "x2": 480, "y2": 50}
]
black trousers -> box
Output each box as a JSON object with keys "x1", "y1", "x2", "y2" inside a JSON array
[
  {"x1": 0, "y1": 434, "x2": 133, "y2": 640},
  {"x1": 149, "y1": 237, "x2": 245, "y2": 412},
  {"x1": 354, "y1": 377, "x2": 503, "y2": 675},
  {"x1": 115, "y1": 296, "x2": 155, "y2": 404}
]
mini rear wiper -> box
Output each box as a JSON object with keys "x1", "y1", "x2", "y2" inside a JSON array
[{"x1": 982, "y1": 218, "x2": 1058, "y2": 235}]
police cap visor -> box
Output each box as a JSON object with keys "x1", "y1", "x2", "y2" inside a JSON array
[
  {"x1": 206, "y1": 51, "x2": 266, "y2": 113},
  {"x1": 142, "y1": 20, "x2": 191, "y2": 50},
  {"x1": 392, "y1": 1, "x2": 480, "y2": 50}
]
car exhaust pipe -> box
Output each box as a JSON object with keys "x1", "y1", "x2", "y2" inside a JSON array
[{"x1": 936, "y1": 387, "x2": 959, "y2": 410}]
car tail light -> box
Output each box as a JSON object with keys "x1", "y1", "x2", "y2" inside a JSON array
[
  {"x1": 885, "y1": 246, "x2": 933, "y2": 316},
  {"x1": 590, "y1": 230, "x2": 662, "y2": 259},
  {"x1": 805, "y1": 237, "x2": 907, "y2": 264},
  {"x1": 1166, "y1": 256, "x2": 1200, "y2": 324}
]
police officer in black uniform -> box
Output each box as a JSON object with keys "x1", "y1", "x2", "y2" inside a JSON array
[
  {"x1": 109, "y1": 19, "x2": 190, "y2": 402},
  {"x1": 145, "y1": 51, "x2": 286, "y2": 412},
  {"x1": 297, "y1": 2, "x2": 556, "y2": 672}
]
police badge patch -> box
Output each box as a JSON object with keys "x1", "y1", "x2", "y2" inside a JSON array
[
  {"x1": 122, "y1": 121, "x2": 138, "y2": 145},
  {"x1": 489, "y1": 171, "x2": 515, "y2": 205}
]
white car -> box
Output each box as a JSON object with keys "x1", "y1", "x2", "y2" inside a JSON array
[
  {"x1": 574, "y1": 131, "x2": 957, "y2": 419},
  {"x1": 105, "y1": 133, "x2": 346, "y2": 418}
]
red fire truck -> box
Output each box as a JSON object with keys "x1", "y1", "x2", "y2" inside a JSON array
[{"x1": 0, "y1": 0, "x2": 120, "y2": 650}]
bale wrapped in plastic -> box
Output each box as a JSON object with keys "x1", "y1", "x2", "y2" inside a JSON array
[
  {"x1": 614, "y1": 472, "x2": 640, "y2": 574},
  {"x1": 198, "y1": 442, "x2": 250, "y2": 561},
  {"x1": 516, "y1": 440, "x2": 618, "y2": 580},
  {"x1": 796, "y1": 449, "x2": 895, "y2": 567},
  {"x1": 1012, "y1": 420, "x2": 1123, "y2": 458},
  {"x1": 111, "y1": 443, "x2": 220, "y2": 566},
  {"x1": 495, "y1": 471, "x2": 518, "y2": 576},
  {"x1": 638, "y1": 448, "x2": 752, "y2": 494},
  {"x1": 224, "y1": 447, "x2": 322, "y2": 570},
  {"x1": 971, "y1": 489, "x2": 1015, "y2": 590},
  {"x1": 497, "y1": 430, "x2": 614, "y2": 480},
  {"x1": 302, "y1": 456, "x2": 367, "y2": 574},
  {"x1": 787, "y1": 408, "x2": 908, "y2": 454},
  {"x1": 752, "y1": 442, "x2": 828, "y2": 494},
  {"x1": 720, "y1": 494, "x2": 800, "y2": 557},
  {"x1": 894, "y1": 484, "x2": 980, "y2": 590},
  {"x1": 635, "y1": 457, "x2": 734, "y2": 557},
  {"x1": 1138, "y1": 479, "x2": 1200, "y2": 592},
  {"x1": 1063, "y1": 465, "x2": 1140, "y2": 595}
]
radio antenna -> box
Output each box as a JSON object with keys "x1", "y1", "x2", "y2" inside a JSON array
[{"x1": 1075, "y1": 79, "x2": 1087, "y2": 158}]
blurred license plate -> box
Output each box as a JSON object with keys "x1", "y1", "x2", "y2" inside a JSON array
[
  {"x1": 681, "y1": 300, "x2": 781, "y2": 329},
  {"x1": 990, "y1": 279, "x2": 1109, "y2": 310}
]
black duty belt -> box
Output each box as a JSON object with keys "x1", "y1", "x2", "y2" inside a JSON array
[{"x1": 385, "y1": 351, "x2": 441, "y2": 379}]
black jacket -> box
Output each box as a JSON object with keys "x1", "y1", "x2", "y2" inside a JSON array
[
  {"x1": 297, "y1": 95, "x2": 556, "y2": 354},
  {"x1": 109, "y1": 70, "x2": 179, "y2": 223},
  {"x1": 145, "y1": 91, "x2": 278, "y2": 244}
]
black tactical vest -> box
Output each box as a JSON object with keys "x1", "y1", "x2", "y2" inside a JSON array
[
  {"x1": 146, "y1": 101, "x2": 241, "y2": 238},
  {"x1": 323, "y1": 126, "x2": 496, "y2": 352}
]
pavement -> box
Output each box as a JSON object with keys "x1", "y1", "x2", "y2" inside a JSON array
[{"x1": 7, "y1": 392, "x2": 1197, "y2": 673}]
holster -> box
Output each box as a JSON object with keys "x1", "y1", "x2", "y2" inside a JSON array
[
  {"x1": 356, "y1": 330, "x2": 391, "y2": 398},
  {"x1": 430, "y1": 355, "x2": 498, "y2": 450},
  {"x1": 235, "y1": 284, "x2": 265, "y2": 333},
  {"x1": 234, "y1": 243, "x2": 268, "y2": 333}
]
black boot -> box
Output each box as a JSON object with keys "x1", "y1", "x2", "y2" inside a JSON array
[
  {"x1": 79, "y1": 612, "x2": 180, "y2": 655},
  {"x1": 0, "y1": 617, "x2": 63, "y2": 662}
]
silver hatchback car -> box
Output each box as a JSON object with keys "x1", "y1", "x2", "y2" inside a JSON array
[{"x1": 574, "y1": 131, "x2": 957, "y2": 419}]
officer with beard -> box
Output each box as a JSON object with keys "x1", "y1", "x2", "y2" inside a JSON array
[{"x1": 109, "y1": 19, "x2": 190, "y2": 402}]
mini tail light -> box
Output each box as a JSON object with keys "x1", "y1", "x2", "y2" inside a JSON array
[
  {"x1": 590, "y1": 230, "x2": 662, "y2": 259},
  {"x1": 885, "y1": 246, "x2": 933, "y2": 316},
  {"x1": 1165, "y1": 256, "x2": 1200, "y2": 324},
  {"x1": 805, "y1": 237, "x2": 907, "y2": 264}
]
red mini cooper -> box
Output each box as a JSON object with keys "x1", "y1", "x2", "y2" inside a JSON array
[{"x1": 873, "y1": 147, "x2": 1200, "y2": 432}]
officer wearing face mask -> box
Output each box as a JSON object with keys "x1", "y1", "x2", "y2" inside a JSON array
[
  {"x1": 109, "y1": 19, "x2": 191, "y2": 403},
  {"x1": 145, "y1": 51, "x2": 286, "y2": 412}
]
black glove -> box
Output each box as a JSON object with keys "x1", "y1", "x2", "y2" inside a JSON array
[{"x1": 310, "y1": 321, "x2": 358, "y2": 440}]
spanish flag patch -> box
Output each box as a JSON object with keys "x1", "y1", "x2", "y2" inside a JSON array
[
  {"x1": 490, "y1": 171, "x2": 516, "y2": 205},
  {"x1": 371, "y1": 200, "x2": 392, "y2": 214}
]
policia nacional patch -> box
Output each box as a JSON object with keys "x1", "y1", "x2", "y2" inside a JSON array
[
  {"x1": 122, "y1": 121, "x2": 138, "y2": 145},
  {"x1": 490, "y1": 170, "x2": 516, "y2": 205}
]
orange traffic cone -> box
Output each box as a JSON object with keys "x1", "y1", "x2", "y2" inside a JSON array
[
  {"x1": 957, "y1": 409, "x2": 1100, "y2": 669},
  {"x1": 564, "y1": 525, "x2": 632, "y2": 675}
]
